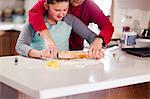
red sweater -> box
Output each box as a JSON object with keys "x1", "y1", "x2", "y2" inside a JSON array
[{"x1": 29, "y1": 0, "x2": 114, "y2": 50}]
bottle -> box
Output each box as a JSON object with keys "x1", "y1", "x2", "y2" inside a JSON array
[{"x1": 122, "y1": 16, "x2": 133, "y2": 32}]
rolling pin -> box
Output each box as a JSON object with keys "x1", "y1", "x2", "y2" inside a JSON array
[{"x1": 57, "y1": 51, "x2": 91, "y2": 59}]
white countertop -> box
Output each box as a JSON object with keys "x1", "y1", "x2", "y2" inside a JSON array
[
  {"x1": 0, "y1": 48, "x2": 150, "y2": 99},
  {"x1": 0, "y1": 23, "x2": 24, "y2": 31}
]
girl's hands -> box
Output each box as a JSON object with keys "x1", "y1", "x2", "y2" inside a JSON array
[
  {"x1": 39, "y1": 29, "x2": 58, "y2": 58},
  {"x1": 44, "y1": 38, "x2": 58, "y2": 58},
  {"x1": 28, "y1": 49, "x2": 58, "y2": 59},
  {"x1": 39, "y1": 49, "x2": 58, "y2": 59}
]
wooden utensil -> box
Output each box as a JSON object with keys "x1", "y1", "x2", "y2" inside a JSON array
[{"x1": 57, "y1": 51, "x2": 91, "y2": 59}]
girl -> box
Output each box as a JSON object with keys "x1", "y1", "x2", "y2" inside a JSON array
[{"x1": 16, "y1": 0, "x2": 98, "y2": 59}]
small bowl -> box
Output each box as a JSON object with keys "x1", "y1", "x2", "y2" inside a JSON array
[{"x1": 135, "y1": 38, "x2": 150, "y2": 48}]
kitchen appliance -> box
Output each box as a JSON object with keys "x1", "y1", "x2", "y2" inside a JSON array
[
  {"x1": 122, "y1": 47, "x2": 150, "y2": 57},
  {"x1": 135, "y1": 38, "x2": 150, "y2": 48},
  {"x1": 122, "y1": 32, "x2": 137, "y2": 46},
  {"x1": 141, "y1": 29, "x2": 150, "y2": 39}
]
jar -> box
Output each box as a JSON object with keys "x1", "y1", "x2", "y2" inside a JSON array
[{"x1": 3, "y1": 8, "x2": 13, "y2": 22}]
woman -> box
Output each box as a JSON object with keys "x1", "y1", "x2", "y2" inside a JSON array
[{"x1": 29, "y1": 0, "x2": 114, "y2": 59}]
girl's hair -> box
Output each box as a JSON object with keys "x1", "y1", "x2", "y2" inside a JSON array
[{"x1": 47, "y1": 0, "x2": 69, "y2": 4}]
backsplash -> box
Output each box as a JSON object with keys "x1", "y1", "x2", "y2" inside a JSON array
[
  {"x1": 117, "y1": 0, "x2": 150, "y2": 10},
  {"x1": 113, "y1": 0, "x2": 150, "y2": 34}
]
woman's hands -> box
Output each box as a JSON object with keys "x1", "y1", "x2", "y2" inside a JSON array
[{"x1": 89, "y1": 37, "x2": 104, "y2": 59}]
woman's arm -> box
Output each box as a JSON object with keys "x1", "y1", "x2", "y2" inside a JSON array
[
  {"x1": 86, "y1": 0, "x2": 114, "y2": 44},
  {"x1": 29, "y1": 0, "x2": 46, "y2": 31}
]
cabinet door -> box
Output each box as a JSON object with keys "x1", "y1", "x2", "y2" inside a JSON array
[
  {"x1": 0, "y1": 31, "x2": 11, "y2": 56},
  {"x1": 0, "y1": 83, "x2": 1, "y2": 99},
  {"x1": 1, "y1": 34, "x2": 11, "y2": 56},
  {"x1": 0, "y1": 31, "x2": 19, "y2": 56},
  {"x1": 10, "y1": 31, "x2": 19, "y2": 55},
  {"x1": 0, "y1": 31, "x2": 5, "y2": 56},
  {"x1": 1, "y1": 83, "x2": 17, "y2": 99}
]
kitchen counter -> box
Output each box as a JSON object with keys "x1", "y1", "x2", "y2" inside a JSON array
[
  {"x1": 0, "y1": 47, "x2": 150, "y2": 99},
  {"x1": 0, "y1": 23, "x2": 24, "y2": 31}
]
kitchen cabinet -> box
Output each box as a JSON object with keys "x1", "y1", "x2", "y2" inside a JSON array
[
  {"x1": 10, "y1": 31, "x2": 20, "y2": 55},
  {"x1": 68, "y1": 83, "x2": 149, "y2": 99},
  {"x1": 1, "y1": 82, "x2": 149, "y2": 99},
  {"x1": 0, "y1": 83, "x2": 17, "y2": 99},
  {"x1": 0, "y1": 31, "x2": 11, "y2": 56},
  {"x1": 0, "y1": 83, "x2": 1, "y2": 99},
  {"x1": 0, "y1": 30, "x2": 19, "y2": 56}
]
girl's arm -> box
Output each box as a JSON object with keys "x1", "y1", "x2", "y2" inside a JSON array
[
  {"x1": 64, "y1": 14, "x2": 97, "y2": 44},
  {"x1": 15, "y1": 23, "x2": 41, "y2": 58},
  {"x1": 28, "y1": 0, "x2": 58, "y2": 57},
  {"x1": 64, "y1": 14, "x2": 103, "y2": 59},
  {"x1": 16, "y1": 23, "x2": 53, "y2": 59},
  {"x1": 16, "y1": 23, "x2": 35, "y2": 57}
]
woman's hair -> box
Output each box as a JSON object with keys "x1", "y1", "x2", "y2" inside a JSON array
[{"x1": 47, "y1": 0, "x2": 69, "y2": 4}]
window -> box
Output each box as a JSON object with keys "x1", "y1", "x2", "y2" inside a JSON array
[{"x1": 93, "y1": 0, "x2": 112, "y2": 16}]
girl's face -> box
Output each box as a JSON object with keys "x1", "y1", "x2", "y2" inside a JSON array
[
  {"x1": 70, "y1": 0, "x2": 85, "y2": 7},
  {"x1": 46, "y1": 1, "x2": 69, "y2": 23}
]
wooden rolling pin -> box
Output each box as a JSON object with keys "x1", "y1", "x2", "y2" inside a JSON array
[{"x1": 57, "y1": 51, "x2": 91, "y2": 59}]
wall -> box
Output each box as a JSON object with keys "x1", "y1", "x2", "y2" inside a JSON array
[
  {"x1": 117, "y1": 0, "x2": 150, "y2": 10},
  {"x1": 0, "y1": 0, "x2": 25, "y2": 23},
  {"x1": 24, "y1": 0, "x2": 38, "y2": 21},
  {"x1": 0, "y1": 0, "x2": 24, "y2": 9},
  {"x1": 113, "y1": 0, "x2": 150, "y2": 33},
  {"x1": 94, "y1": 0, "x2": 112, "y2": 16},
  {"x1": 24, "y1": 0, "x2": 37, "y2": 12}
]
